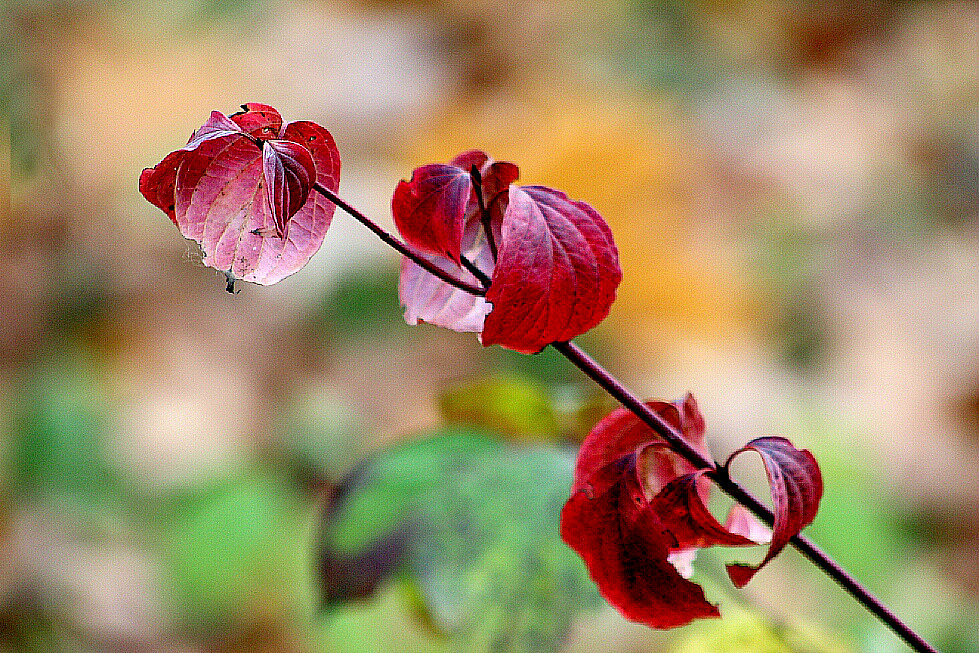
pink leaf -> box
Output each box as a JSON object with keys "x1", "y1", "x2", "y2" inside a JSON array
[
  {"x1": 392, "y1": 164, "x2": 473, "y2": 264},
  {"x1": 399, "y1": 222, "x2": 494, "y2": 331},
  {"x1": 481, "y1": 185, "x2": 621, "y2": 354},
  {"x1": 263, "y1": 139, "x2": 316, "y2": 239},
  {"x1": 140, "y1": 104, "x2": 340, "y2": 286},
  {"x1": 724, "y1": 436, "x2": 823, "y2": 588},
  {"x1": 183, "y1": 111, "x2": 243, "y2": 150}
]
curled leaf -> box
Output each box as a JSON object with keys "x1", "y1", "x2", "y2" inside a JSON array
[
  {"x1": 562, "y1": 394, "x2": 781, "y2": 630},
  {"x1": 724, "y1": 436, "x2": 823, "y2": 588},
  {"x1": 561, "y1": 460, "x2": 721, "y2": 629},
  {"x1": 392, "y1": 164, "x2": 473, "y2": 264},
  {"x1": 262, "y1": 139, "x2": 316, "y2": 239}
]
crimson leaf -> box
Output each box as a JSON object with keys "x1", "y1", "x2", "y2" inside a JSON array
[
  {"x1": 392, "y1": 164, "x2": 473, "y2": 264},
  {"x1": 724, "y1": 436, "x2": 823, "y2": 588},
  {"x1": 140, "y1": 104, "x2": 340, "y2": 286},
  {"x1": 562, "y1": 395, "x2": 769, "y2": 629},
  {"x1": 481, "y1": 186, "x2": 621, "y2": 354},
  {"x1": 561, "y1": 460, "x2": 721, "y2": 629},
  {"x1": 262, "y1": 139, "x2": 316, "y2": 239}
]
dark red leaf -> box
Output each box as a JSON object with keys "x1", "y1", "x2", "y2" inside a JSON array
[
  {"x1": 571, "y1": 397, "x2": 705, "y2": 498},
  {"x1": 724, "y1": 436, "x2": 823, "y2": 588},
  {"x1": 392, "y1": 164, "x2": 473, "y2": 264},
  {"x1": 140, "y1": 105, "x2": 340, "y2": 286},
  {"x1": 262, "y1": 139, "x2": 316, "y2": 239},
  {"x1": 481, "y1": 185, "x2": 621, "y2": 353},
  {"x1": 561, "y1": 460, "x2": 721, "y2": 629},
  {"x1": 649, "y1": 470, "x2": 758, "y2": 552}
]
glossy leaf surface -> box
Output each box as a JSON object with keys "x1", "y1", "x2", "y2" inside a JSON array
[{"x1": 481, "y1": 186, "x2": 621, "y2": 353}]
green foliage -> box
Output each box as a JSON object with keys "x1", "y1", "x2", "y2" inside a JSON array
[
  {"x1": 158, "y1": 475, "x2": 312, "y2": 632},
  {"x1": 321, "y1": 429, "x2": 602, "y2": 652},
  {"x1": 9, "y1": 356, "x2": 122, "y2": 502}
]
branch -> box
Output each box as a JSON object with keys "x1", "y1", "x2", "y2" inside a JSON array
[
  {"x1": 551, "y1": 340, "x2": 938, "y2": 653},
  {"x1": 312, "y1": 183, "x2": 486, "y2": 297},
  {"x1": 322, "y1": 189, "x2": 935, "y2": 653}
]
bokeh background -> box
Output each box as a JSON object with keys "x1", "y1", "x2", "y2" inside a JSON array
[{"x1": 2, "y1": 0, "x2": 978, "y2": 651}]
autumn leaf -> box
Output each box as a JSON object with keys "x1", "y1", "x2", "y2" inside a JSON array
[
  {"x1": 724, "y1": 436, "x2": 823, "y2": 588},
  {"x1": 394, "y1": 153, "x2": 620, "y2": 353},
  {"x1": 140, "y1": 103, "x2": 340, "y2": 286},
  {"x1": 560, "y1": 395, "x2": 782, "y2": 629}
]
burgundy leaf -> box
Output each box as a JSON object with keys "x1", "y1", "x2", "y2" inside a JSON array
[
  {"x1": 649, "y1": 470, "x2": 758, "y2": 552},
  {"x1": 562, "y1": 395, "x2": 749, "y2": 627},
  {"x1": 561, "y1": 459, "x2": 721, "y2": 629},
  {"x1": 723, "y1": 436, "x2": 823, "y2": 588},
  {"x1": 481, "y1": 185, "x2": 621, "y2": 354},
  {"x1": 140, "y1": 104, "x2": 340, "y2": 286},
  {"x1": 392, "y1": 164, "x2": 473, "y2": 264},
  {"x1": 262, "y1": 139, "x2": 316, "y2": 239},
  {"x1": 572, "y1": 395, "x2": 710, "y2": 499}
]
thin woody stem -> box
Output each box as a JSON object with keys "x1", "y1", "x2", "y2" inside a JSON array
[
  {"x1": 551, "y1": 340, "x2": 938, "y2": 653},
  {"x1": 312, "y1": 183, "x2": 486, "y2": 297},
  {"x1": 331, "y1": 191, "x2": 937, "y2": 653}
]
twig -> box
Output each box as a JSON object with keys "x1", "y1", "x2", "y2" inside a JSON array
[{"x1": 312, "y1": 183, "x2": 486, "y2": 297}]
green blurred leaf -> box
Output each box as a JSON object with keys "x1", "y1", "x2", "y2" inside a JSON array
[
  {"x1": 313, "y1": 267, "x2": 403, "y2": 338},
  {"x1": 321, "y1": 430, "x2": 601, "y2": 652},
  {"x1": 414, "y1": 446, "x2": 601, "y2": 652},
  {"x1": 159, "y1": 475, "x2": 311, "y2": 631},
  {"x1": 325, "y1": 428, "x2": 504, "y2": 558}
]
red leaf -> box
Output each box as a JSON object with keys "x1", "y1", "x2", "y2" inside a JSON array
[
  {"x1": 263, "y1": 139, "x2": 316, "y2": 239},
  {"x1": 392, "y1": 164, "x2": 473, "y2": 264},
  {"x1": 561, "y1": 459, "x2": 721, "y2": 629},
  {"x1": 723, "y1": 436, "x2": 823, "y2": 588},
  {"x1": 140, "y1": 105, "x2": 340, "y2": 286},
  {"x1": 649, "y1": 470, "x2": 758, "y2": 552},
  {"x1": 139, "y1": 112, "x2": 243, "y2": 225},
  {"x1": 562, "y1": 396, "x2": 736, "y2": 627},
  {"x1": 230, "y1": 102, "x2": 283, "y2": 138},
  {"x1": 481, "y1": 185, "x2": 621, "y2": 353},
  {"x1": 571, "y1": 396, "x2": 709, "y2": 499}
]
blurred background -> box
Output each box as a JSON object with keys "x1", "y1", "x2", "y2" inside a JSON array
[{"x1": 1, "y1": 0, "x2": 978, "y2": 651}]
